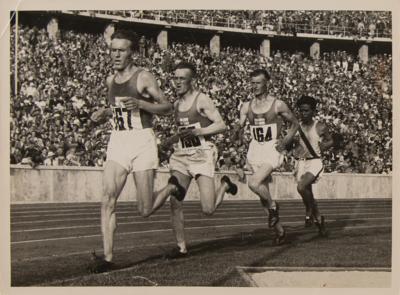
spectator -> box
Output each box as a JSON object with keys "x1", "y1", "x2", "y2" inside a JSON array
[
  {"x1": 10, "y1": 21, "x2": 392, "y2": 174},
  {"x1": 83, "y1": 10, "x2": 392, "y2": 39}
]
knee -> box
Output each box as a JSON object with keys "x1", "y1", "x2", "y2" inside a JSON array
[
  {"x1": 248, "y1": 178, "x2": 261, "y2": 193},
  {"x1": 202, "y1": 206, "x2": 215, "y2": 216},
  {"x1": 102, "y1": 197, "x2": 116, "y2": 213},
  {"x1": 297, "y1": 182, "x2": 308, "y2": 194}
]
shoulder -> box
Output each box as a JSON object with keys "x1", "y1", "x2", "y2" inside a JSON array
[
  {"x1": 274, "y1": 99, "x2": 291, "y2": 113},
  {"x1": 137, "y1": 69, "x2": 160, "y2": 93},
  {"x1": 138, "y1": 69, "x2": 156, "y2": 83},
  {"x1": 197, "y1": 92, "x2": 213, "y2": 106},
  {"x1": 274, "y1": 98, "x2": 287, "y2": 109},
  {"x1": 241, "y1": 101, "x2": 250, "y2": 111},
  {"x1": 315, "y1": 121, "x2": 328, "y2": 135},
  {"x1": 106, "y1": 75, "x2": 114, "y2": 87},
  {"x1": 196, "y1": 92, "x2": 217, "y2": 114}
]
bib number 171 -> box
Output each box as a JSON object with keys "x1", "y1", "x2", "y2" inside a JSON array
[{"x1": 113, "y1": 108, "x2": 133, "y2": 130}]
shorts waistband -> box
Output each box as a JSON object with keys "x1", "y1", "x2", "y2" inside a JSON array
[{"x1": 111, "y1": 127, "x2": 153, "y2": 134}]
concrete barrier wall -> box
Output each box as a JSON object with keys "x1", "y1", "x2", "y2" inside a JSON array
[{"x1": 10, "y1": 166, "x2": 392, "y2": 204}]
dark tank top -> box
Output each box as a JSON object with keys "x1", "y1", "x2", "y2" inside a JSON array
[
  {"x1": 247, "y1": 98, "x2": 283, "y2": 143},
  {"x1": 108, "y1": 69, "x2": 154, "y2": 130},
  {"x1": 175, "y1": 91, "x2": 212, "y2": 149}
]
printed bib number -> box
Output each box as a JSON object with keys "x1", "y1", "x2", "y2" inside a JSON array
[
  {"x1": 177, "y1": 122, "x2": 205, "y2": 150},
  {"x1": 250, "y1": 123, "x2": 277, "y2": 143},
  {"x1": 112, "y1": 107, "x2": 132, "y2": 130},
  {"x1": 112, "y1": 96, "x2": 142, "y2": 130}
]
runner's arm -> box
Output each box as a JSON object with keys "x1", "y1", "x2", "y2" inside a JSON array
[
  {"x1": 231, "y1": 102, "x2": 249, "y2": 144},
  {"x1": 137, "y1": 71, "x2": 173, "y2": 115},
  {"x1": 276, "y1": 100, "x2": 299, "y2": 151},
  {"x1": 317, "y1": 122, "x2": 334, "y2": 152},
  {"x1": 91, "y1": 76, "x2": 114, "y2": 124},
  {"x1": 190, "y1": 94, "x2": 226, "y2": 137}
]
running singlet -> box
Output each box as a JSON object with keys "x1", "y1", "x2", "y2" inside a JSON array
[
  {"x1": 175, "y1": 92, "x2": 212, "y2": 151},
  {"x1": 108, "y1": 69, "x2": 154, "y2": 130},
  {"x1": 247, "y1": 98, "x2": 282, "y2": 144},
  {"x1": 296, "y1": 120, "x2": 321, "y2": 158}
]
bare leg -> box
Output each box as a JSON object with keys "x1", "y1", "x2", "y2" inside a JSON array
[
  {"x1": 101, "y1": 161, "x2": 129, "y2": 262},
  {"x1": 297, "y1": 172, "x2": 320, "y2": 221},
  {"x1": 297, "y1": 172, "x2": 327, "y2": 236},
  {"x1": 196, "y1": 175, "x2": 229, "y2": 215},
  {"x1": 133, "y1": 169, "x2": 177, "y2": 217},
  {"x1": 248, "y1": 163, "x2": 284, "y2": 236},
  {"x1": 169, "y1": 171, "x2": 192, "y2": 252}
]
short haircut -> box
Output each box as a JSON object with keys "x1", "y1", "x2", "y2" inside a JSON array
[
  {"x1": 111, "y1": 29, "x2": 139, "y2": 52},
  {"x1": 296, "y1": 95, "x2": 318, "y2": 110},
  {"x1": 250, "y1": 69, "x2": 270, "y2": 80},
  {"x1": 174, "y1": 62, "x2": 197, "y2": 77}
]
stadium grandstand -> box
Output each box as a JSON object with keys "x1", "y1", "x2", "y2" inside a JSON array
[{"x1": 10, "y1": 10, "x2": 392, "y2": 174}]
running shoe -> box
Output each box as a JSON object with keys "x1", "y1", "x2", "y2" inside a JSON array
[
  {"x1": 221, "y1": 175, "x2": 238, "y2": 195},
  {"x1": 88, "y1": 251, "x2": 114, "y2": 273}
]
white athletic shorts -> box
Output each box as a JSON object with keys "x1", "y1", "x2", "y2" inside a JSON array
[
  {"x1": 294, "y1": 158, "x2": 324, "y2": 182},
  {"x1": 106, "y1": 128, "x2": 158, "y2": 172},
  {"x1": 246, "y1": 139, "x2": 284, "y2": 172},
  {"x1": 169, "y1": 142, "x2": 218, "y2": 178}
]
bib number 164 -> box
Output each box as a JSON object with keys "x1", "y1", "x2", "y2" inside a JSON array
[{"x1": 252, "y1": 126, "x2": 272, "y2": 142}]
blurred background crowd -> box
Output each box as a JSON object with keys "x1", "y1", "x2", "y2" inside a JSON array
[
  {"x1": 10, "y1": 13, "x2": 392, "y2": 174},
  {"x1": 87, "y1": 10, "x2": 392, "y2": 38}
]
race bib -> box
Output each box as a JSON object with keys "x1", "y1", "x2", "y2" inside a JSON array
[
  {"x1": 250, "y1": 123, "x2": 277, "y2": 144},
  {"x1": 111, "y1": 96, "x2": 142, "y2": 130},
  {"x1": 177, "y1": 122, "x2": 206, "y2": 150}
]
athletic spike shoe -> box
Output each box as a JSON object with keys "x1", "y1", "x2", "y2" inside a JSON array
[
  {"x1": 273, "y1": 230, "x2": 286, "y2": 246},
  {"x1": 268, "y1": 202, "x2": 280, "y2": 228},
  {"x1": 315, "y1": 215, "x2": 328, "y2": 237},
  {"x1": 221, "y1": 175, "x2": 238, "y2": 195},
  {"x1": 88, "y1": 251, "x2": 114, "y2": 273},
  {"x1": 168, "y1": 176, "x2": 186, "y2": 201},
  {"x1": 305, "y1": 216, "x2": 314, "y2": 228},
  {"x1": 164, "y1": 247, "x2": 188, "y2": 260}
]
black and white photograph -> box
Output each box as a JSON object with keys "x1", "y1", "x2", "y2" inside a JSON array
[{"x1": 1, "y1": 0, "x2": 399, "y2": 292}]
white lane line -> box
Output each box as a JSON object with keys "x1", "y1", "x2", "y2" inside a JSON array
[
  {"x1": 11, "y1": 206, "x2": 392, "y2": 220},
  {"x1": 11, "y1": 203, "x2": 392, "y2": 214},
  {"x1": 11, "y1": 215, "x2": 392, "y2": 233},
  {"x1": 11, "y1": 198, "x2": 392, "y2": 209},
  {"x1": 11, "y1": 210, "x2": 392, "y2": 225},
  {"x1": 13, "y1": 224, "x2": 392, "y2": 264},
  {"x1": 11, "y1": 219, "x2": 391, "y2": 245},
  {"x1": 12, "y1": 235, "x2": 234, "y2": 263}
]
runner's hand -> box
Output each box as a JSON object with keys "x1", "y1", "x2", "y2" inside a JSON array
[
  {"x1": 120, "y1": 97, "x2": 140, "y2": 111},
  {"x1": 91, "y1": 108, "x2": 111, "y2": 123},
  {"x1": 178, "y1": 128, "x2": 196, "y2": 139},
  {"x1": 161, "y1": 134, "x2": 180, "y2": 148},
  {"x1": 275, "y1": 139, "x2": 286, "y2": 153}
]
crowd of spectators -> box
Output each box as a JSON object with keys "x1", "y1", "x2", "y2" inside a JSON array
[
  {"x1": 86, "y1": 10, "x2": 392, "y2": 39},
  {"x1": 10, "y1": 23, "x2": 392, "y2": 174}
]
